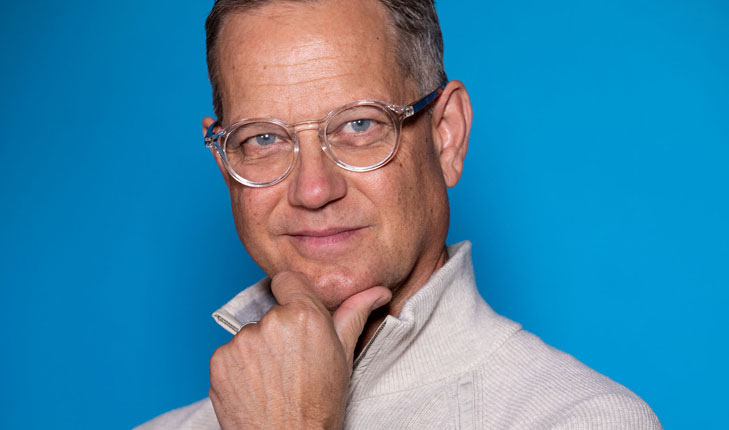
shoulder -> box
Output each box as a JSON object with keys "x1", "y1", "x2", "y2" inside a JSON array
[
  {"x1": 549, "y1": 391, "x2": 662, "y2": 429},
  {"x1": 134, "y1": 398, "x2": 219, "y2": 430},
  {"x1": 472, "y1": 329, "x2": 662, "y2": 429}
]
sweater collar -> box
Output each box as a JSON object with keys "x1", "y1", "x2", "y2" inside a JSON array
[
  {"x1": 210, "y1": 242, "x2": 473, "y2": 336},
  {"x1": 211, "y1": 241, "x2": 521, "y2": 401},
  {"x1": 347, "y1": 241, "x2": 521, "y2": 401}
]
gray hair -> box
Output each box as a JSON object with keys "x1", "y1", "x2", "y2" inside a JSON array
[{"x1": 205, "y1": 0, "x2": 447, "y2": 122}]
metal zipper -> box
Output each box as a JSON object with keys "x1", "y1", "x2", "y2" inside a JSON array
[{"x1": 353, "y1": 319, "x2": 387, "y2": 368}]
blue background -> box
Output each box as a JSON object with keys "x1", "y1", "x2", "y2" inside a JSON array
[{"x1": 1, "y1": 0, "x2": 727, "y2": 428}]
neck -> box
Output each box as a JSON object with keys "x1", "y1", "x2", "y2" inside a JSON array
[{"x1": 354, "y1": 245, "x2": 449, "y2": 358}]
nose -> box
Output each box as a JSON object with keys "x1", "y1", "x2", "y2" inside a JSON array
[{"x1": 287, "y1": 129, "x2": 347, "y2": 209}]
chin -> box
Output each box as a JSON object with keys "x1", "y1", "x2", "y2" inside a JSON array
[{"x1": 308, "y1": 270, "x2": 373, "y2": 312}]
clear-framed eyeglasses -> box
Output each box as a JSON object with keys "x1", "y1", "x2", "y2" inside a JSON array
[{"x1": 204, "y1": 83, "x2": 446, "y2": 187}]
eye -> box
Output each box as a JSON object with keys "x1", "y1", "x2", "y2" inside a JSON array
[
  {"x1": 245, "y1": 133, "x2": 281, "y2": 146},
  {"x1": 343, "y1": 119, "x2": 373, "y2": 133}
]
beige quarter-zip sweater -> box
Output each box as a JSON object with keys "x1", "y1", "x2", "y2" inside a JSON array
[{"x1": 138, "y1": 241, "x2": 661, "y2": 429}]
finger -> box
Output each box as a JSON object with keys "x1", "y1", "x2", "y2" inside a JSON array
[
  {"x1": 332, "y1": 286, "x2": 391, "y2": 363},
  {"x1": 269, "y1": 271, "x2": 323, "y2": 309}
]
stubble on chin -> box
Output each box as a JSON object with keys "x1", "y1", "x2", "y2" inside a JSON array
[{"x1": 306, "y1": 270, "x2": 362, "y2": 313}]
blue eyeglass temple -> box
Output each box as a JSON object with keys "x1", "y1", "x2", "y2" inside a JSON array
[
  {"x1": 204, "y1": 82, "x2": 447, "y2": 143},
  {"x1": 205, "y1": 120, "x2": 221, "y2": 143},
  {"x1": 411, "y1": 83, "x2": 446, "y2": 115}
]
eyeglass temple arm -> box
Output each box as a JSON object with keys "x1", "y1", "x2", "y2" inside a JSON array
[
  {"x1": 203, "y1": 82, "x2": 447, "y2": 145},
  {"x1": 410, "y1": 82, "x2": 447, "y2": 116},
  {"x1": 204, "y1": 120, "x2": 221, "y2": 147}
]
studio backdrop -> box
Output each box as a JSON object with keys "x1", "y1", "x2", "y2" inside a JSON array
[{"x1": 1, "y1": 0, "x2": 727, "y2": 428}]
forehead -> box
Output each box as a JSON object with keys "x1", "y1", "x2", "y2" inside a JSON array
[{"x1": 216, "y1": 0, "x2": 412, "y2": 122}]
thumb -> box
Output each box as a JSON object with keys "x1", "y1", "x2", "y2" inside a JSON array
[{"x1": 332, "y1": 286, "x2": 391, "y2": 364}]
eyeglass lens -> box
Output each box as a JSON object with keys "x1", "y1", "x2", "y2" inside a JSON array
[
  {"x1": 225, "y1": 121, "x2": 296, "y2": 184},
  {"x1": 223, "y1": 104, "x2": 398, "y2": 184}
]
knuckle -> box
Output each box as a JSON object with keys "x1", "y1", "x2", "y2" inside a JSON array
[
  {"x1": 288, "y1": 301, "x2": 318, "y2": 321},
  {"x1": 259, "y1": 306, "x2": 283, "y2": 327},
  {"x1": 209, "y1": 347, "x2": 228, "y2": 379},
  {"x1": 258, "y1": 300, "x2": 330, "y2": 335},
  {"x1": 231, "y1": 329, "x2": 255, "y2": 352},
  {"x1": 210, "y1": 344, "x2": 229, "y2": 365},
  {"x1": 269, "y1": 300, "x2": 318, "y2": 323},
  {"x1": 289, "y1": 303, "x2": 330, "y2": 331}
]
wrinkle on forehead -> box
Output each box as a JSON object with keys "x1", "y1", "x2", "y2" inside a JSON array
[
  {"x1": 244, "y1": 56, "x2": 364, "y2": 89},
  {"x1": 216, "y1": 0, "x2": 408, "y2": 122}
]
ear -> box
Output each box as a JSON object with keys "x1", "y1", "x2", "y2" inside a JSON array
[
  {"x1": 202, "y1": 116, "x2": 232, "y2": 187},
  {"x1": 430, "y1": 80, "x2": 472, "y2": 187}
]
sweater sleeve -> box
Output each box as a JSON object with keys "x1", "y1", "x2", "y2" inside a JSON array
[{"x1": 134, "y1": 397, "x2": 220, "y2": 430}]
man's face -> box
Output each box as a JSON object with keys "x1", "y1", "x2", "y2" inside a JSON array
[{"x1": 213, "y1": 0, "x2": 451, "y2": 310}]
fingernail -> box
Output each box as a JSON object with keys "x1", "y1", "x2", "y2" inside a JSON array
[{"x1": 371, "y1": 294, "x2": 391, "y2": 311}]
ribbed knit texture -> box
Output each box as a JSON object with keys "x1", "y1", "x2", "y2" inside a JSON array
[{"x1": 137, "y1": 241, "x2": 661, "y2": 429}]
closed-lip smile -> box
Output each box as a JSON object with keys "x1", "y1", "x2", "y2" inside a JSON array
[{"x1": 286, "y1": 226, "x2": 367, "y2": 251}]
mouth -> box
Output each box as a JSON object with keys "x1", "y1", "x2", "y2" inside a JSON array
[{"x1": 285, "y1": 226, "x2": 367, "y2": 253}]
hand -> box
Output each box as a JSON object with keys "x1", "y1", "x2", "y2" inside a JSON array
[{"x1": 209, "y1": 272, "x2": 392, "y2": 429}]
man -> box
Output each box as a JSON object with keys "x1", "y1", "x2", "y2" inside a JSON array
[{"x1": 140, "y1": 0, "x2": 661, "y2": 428}]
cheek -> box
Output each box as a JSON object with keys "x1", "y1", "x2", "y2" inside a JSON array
[
  {"x1": 230, "y1": 186, "x2": 274, "y2": 245},
  {"x1": 391, "y1": 133, "x2": 447, "y2": 228},
  {"x1": 368, "y1": 155, "x2": 433, "y2": 238}
]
